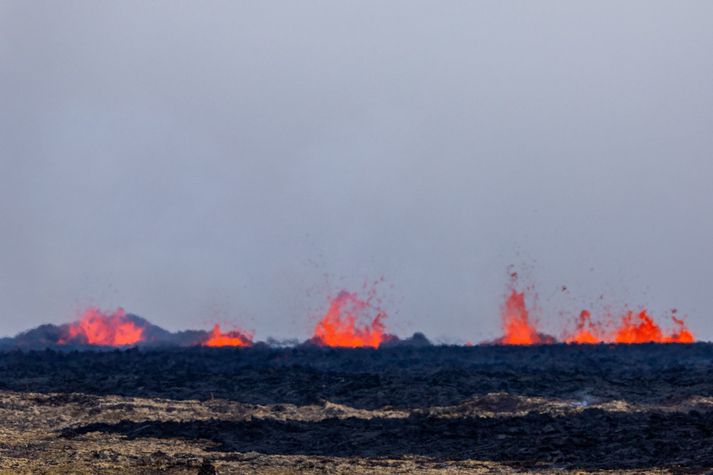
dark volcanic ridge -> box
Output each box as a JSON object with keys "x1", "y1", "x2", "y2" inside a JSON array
[{"x1": 0, "y1": 314, "x2": 206, "y2": 350}]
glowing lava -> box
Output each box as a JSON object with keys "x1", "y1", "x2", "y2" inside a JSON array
[
  {"x1": 313, "y1": 290, "x2": 387, "y2": 348},
  {"x1": 567, "y1": 309, "x2": 695, "y2": 344},
  {"x1": 565, "y1": 310, "x2": 601, "y2": 344},
  {"x1": 203, "y1": 324, "x2": 253, "y2": 347},
  {"x1": 668, "y1": 316, "x2": 695, "y2": 343},
  {"x1": 496, "y1": 274, "x2": 695, "y2": 345},
  {"x1": 613, "y1": 310, "x2": 664, "y2": 343},
  {"x1": 61, "y1": 307, "x2": 144, "y2": 346},
  {"x1": 610, "y1": 310, "x2": 695, "y2": 343},
  {"x1": 500, "y1": 289, "x2": 546, "y2": 345}
]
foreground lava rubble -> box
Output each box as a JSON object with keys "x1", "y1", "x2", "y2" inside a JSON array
[{"x1": 1, "y1": 344, "x2": 712, "y2": 473}]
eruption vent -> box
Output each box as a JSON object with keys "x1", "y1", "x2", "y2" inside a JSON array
[
  {"x1": 499, "y1": 289, "x2": 555, "y2": 345},
  {"x1": 501, "y1": 290, "x2": 539, "y2": 345},
  {"x1": 60, "y1": 307, "x2": 145, "y2": 346},
  {"x1": 313, "y1": 290, "x2": 387, "y2": 348},
  {"x1": 614, "y1": 310, "x2": 663, "y2": 343},
  {"x1": 566, "y1": 309, "x2": 695, "y2": 344},
  {"x1": 202, "y1": 324, "x2": 252, "y2": 347},
  {"x1": 565, "y1": 310, "x2": 601, "y2": 344},
  {"x1": 669, "y1": 316, "x2": 695, "y2": 343},
  {"x1": 493, "y1": 272, "x2": 694, "y2": 345},
  {"x1": 613, "y1": 310, "x2": 695, "y2": 344}
]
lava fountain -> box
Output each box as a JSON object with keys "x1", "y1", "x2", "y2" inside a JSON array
[
  {"x1": 202, "y1": 324, "x2": 253, "y2": 347},
  {"x1": 565, "y1": 310, "x2": 601, "y2": 344},
  {"x1": 60, "y1": 307, "x2": 145, "y2": 346},
  {"x1": 613, "y1": 310, "x2": 664, "y2": 343},
  {"x1": 668, "y1": 315, "x2": 695, "y2": 343},
  {"x1": 614, "y1": 310, "x2": 694, "y2": 344},
  {"x1": 499, "y1": 289, "x2": 555, "y2": 345},
  {"x1": 566, "y1": 308, "x2": 695, "y2": 344},
  {"x1": 312, "y1": 290, "x2": 388, "y2": 348}
]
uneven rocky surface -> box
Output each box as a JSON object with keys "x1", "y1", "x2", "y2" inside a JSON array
[{"x1": 0, "y1": 344, "x2": 712, "y2": 473}]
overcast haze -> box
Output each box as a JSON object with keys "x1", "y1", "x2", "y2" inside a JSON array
[{"x1": 1, "y1": 1, "x2": 712, "y2": 342}]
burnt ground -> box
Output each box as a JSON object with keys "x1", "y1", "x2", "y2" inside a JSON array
[{"x1": 1, "y1": 344, "x2": 713, "y2": 473}]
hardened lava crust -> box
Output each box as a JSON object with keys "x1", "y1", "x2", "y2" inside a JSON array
[{"x1": 1, "y1": 344, "x2": 712, "y2": 474}]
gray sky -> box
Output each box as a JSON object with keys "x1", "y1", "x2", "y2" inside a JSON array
[{"x1": 1, "y1": 1, "x2": 712, "y2": 342}]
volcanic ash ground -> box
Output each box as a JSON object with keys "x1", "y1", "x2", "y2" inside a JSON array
[{"x1": 1, "y1": 344, "x2": 713, "y2": 473}]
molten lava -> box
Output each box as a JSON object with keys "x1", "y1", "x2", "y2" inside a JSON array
[
  {"x1": 313, "y1": 290, "x2": 387, "y2": 348},
  {"x1": 612, "y1": 310, "x2": 694, "y2": 343},
  {"x1": 567, "y1": 309, "x2": 695, "y2": 344},
  {"x1": 497, "y1": 275, "x2": 695, "y2": 345},
  {"x1": 202, "y1": 324, "x2": 252, "y2": 347},
  {"x1": 566, "y1": 310, "x2": 601, "y2": 344},
  {"x1": 61, "y1": 307, "x2": 144, "y2": 346},
  {"x1": 614, "y1": 310, "x2": 664, "y2": 343},
  {"x1": 668, "y1": 316, "x2": 695, "y2": 343},
  {"x1": 500, "y1": 289, "x2": 544, "y2": 345}
]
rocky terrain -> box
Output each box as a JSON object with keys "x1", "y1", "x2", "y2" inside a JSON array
[{"x1": 0, "y1": 344, "x2": 712, "y2": 473}]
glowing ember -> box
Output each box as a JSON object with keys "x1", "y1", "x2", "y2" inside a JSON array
[
  {"x1": 61, "y1": 307, "x2": 144, "y2": 346},
  {"x1": 313, "y1": 290, "x2": 387, "y2": 348},
  {"x1": 500, "y1": 289, "x2": 544, "y2": 345},
  {"x1": 565, "y1": 310, "x2": 601, "y2": 344},
  {"x1": 203, "y1": 324, "x2": 253, "y2": 347}
]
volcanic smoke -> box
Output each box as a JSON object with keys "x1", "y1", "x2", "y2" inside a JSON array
[{"x1": 312, "y1": 290, "x2": 388, "y2": 348}]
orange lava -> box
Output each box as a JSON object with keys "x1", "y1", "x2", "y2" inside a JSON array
[
  {"x1": 203, "y1": 324, "x2": 253, "y2": 347},
  {"x1": 668, "y1": 316, "x2": 695, "y2": 343},
  {"x1": 566, "y1": 310, "x2": 601, "y2": 344},
  {"x1": 61, "y1": 307, "x2": 144, "y2": 346},
  {"x1": 568, "y1": 309, "x2": 695, "y2": 344},
  {"x1": 313, "y1": 290, "x2": 387, "y2": 348},
  {"x1": 612, "y1": 310, "x2": 694, "y2": 343},
  {"x1": 500, "y1": 289, "x2": 543, "y2": 345},
  {"x1": 614, "y1": 310, "x2": 664, "y2": 343}
]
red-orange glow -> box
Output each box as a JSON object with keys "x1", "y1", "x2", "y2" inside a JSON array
[
  {"x1": 667, "y1": 316, "x2": 695, "y2": 343},
  {"x1": 608, "y1": 309, "x2": 695, "y2": 344},
  {"x1": 566, "y1": 310, "x2": 601, "y2": 344},
  {"x1": 614, "y1": 310, "x2": 664, "y2": 343},
  {"x1": 500, "y1": 290, "x2": 543, "y2": 345},
  {"x1": 202, "y1": 324, "x2": 253, "y2": 347},
  {"x1": 313, "y1": 291, "x2": 387, "y2": 348},
  {"x1": 61, "y1": 307, "x2": 144, "y2": 346}
]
